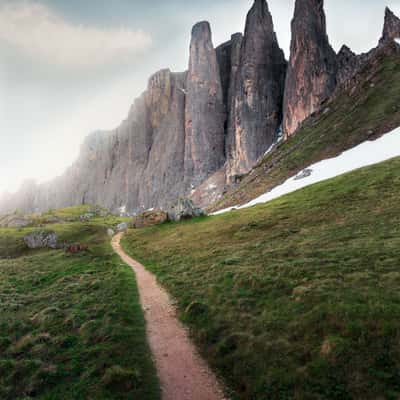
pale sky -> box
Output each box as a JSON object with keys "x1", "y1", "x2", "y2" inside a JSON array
[{"x1": 1, "y1": 0, "x2": 399, "y2": 195}]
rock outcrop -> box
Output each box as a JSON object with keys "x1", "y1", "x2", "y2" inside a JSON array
[
  {"x1": 116, "y1": 222, "x2": 129, "y2": 232},
  {"x1": 227, "y1": 0, "x2": 286, "y2": 178},
  {"x1": 167, "y1": 198, "x2": 204, "y2": 222},
  {"x1": 336, "y1": 45, "x2": 367, "y2": 87},
  {"x1": 184, "y1": 22, "x2": 226, "y2": 188},
  {"x1": 107, "y1": 228, "x2": 115, "y2": 237},
  {"x1": 24, "y1": 231, "x2": 58, "y2": 249},
  {"x1": 133, "y1": 210, "x2": 168, "y2": 228},
  {"x1": 283, "y1": 0, "x2": 337, "y2": 138},
  {"x1": 336, "y1": 9, "x2": 400, "y2": 90},
  {"x1": 189, "y1": 167, "x2": 227, "y2": 209},
  {"x1": 380, "y1": 7, "x2": 400, "y2": 45}
]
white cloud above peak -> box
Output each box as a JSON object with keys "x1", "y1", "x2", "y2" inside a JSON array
[{"x1": 0, "y1": 1, "x2": 152, "y2": 69}]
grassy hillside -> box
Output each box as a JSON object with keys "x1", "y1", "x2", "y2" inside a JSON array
[
  {"x1": 123, "y1": 156, "x2": 400, "y2": 400},
  {"x1": 210, "y1": 44, "x2": 400, "y2": 212},
  {"x1": 0, "y1": 207, "x2": 160, "y2": 400}
]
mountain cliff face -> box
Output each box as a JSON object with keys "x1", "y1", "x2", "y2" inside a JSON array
[
  {"x1": 227, "y1": 0, "x2": 286, "y2": 179},
  {"x1": 0, "y1": 1, "x2": 397, "y2": 216},
  {"x1": 1, "y1": 70, "x2": 189, "y2": 214},
  {"x1": 71, "y1": 69, "x2": 188, "y2": 213},
  {"x1": 283, "y1": 0, "x2": 337, "y2": 138},
  {"x1": 184, "y1": 22, "x2": 226, "y2": 188},
  {"x1": 220, "y1": 33, "x2": 243, "y2": 166}
]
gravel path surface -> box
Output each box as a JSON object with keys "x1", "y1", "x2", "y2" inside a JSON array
[{"x1": 112, "y1": 233, "x2": 227, "y2": 400}]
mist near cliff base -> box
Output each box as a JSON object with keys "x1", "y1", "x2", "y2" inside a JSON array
[{"x1": 0, "y1": 0, "x2": 399, "y2": 196}]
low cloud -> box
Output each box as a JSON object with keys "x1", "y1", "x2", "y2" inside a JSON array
[{"x1": 0, "y1": 0, "x2": 152, "y2": 69}]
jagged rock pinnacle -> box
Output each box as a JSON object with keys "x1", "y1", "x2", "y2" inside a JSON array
[
  {"x1": 226, "y1": 0, "x2": 287, "y2": 178},
  {"x1": 380, "y1": 7, "x2": 400, "y2": 44},
  {"x1": 184, "y1": 21, "x2": 226, "y2": 188},
  {"x1": 191, "y1": 21, "x2": 211, "y2": 39},
  {"x1": 283, "y1": 0, "x2": 337, "y2": 138},
  {"x1": 336, "y1": 44, "x2": 363, "y2": 86},
  {"x1": 252, "y1": 0, "x2": 268, "y2": 12}
]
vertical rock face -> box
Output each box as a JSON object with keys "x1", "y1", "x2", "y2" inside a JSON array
[
  {"x1": 380, "y1": 7, "x2": 400, "y2": 44},
  {"x1": 226, "y1": 33, "x2": 244, "y2": 107},
  {"x1": 189, "y1": 33, "x2": 244, "y2": 208},
  {"x1": 139, "y1": 70, "x2": 187, "y2": 209},
  {"x1": 214, "y1": 33, "x2": 244, "y2": 137},
  {"x1": 227, "y1": 0, "x2": 287, "y2": 178},
  {"x1": 73, "y1": 69, "x2": 188, "y2": 213},
  {"x1": 283, "y1": 0, "x2": 337, "y2": 138},
  {"x1": 184, "y1": 21, "x2": 226, "y2": 188},
  {"x1": 224, "y1": 33, "x2": 244, "y2": 166},
  {"x1": 216, "y1": 40, "x2": 233, "y2": 108}
]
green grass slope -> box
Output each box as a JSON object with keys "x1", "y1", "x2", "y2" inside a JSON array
[
  {"x1": 123, "y1": 156, "x2": 400, "y2": 400},
  {"x1": 210, "y1": 43, "x2": 400, "y2": 212},
  {"x1": 0, "y1": 208, "x2": 160, "y2": 400}
]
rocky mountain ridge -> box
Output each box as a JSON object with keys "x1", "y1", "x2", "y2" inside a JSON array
[
  {"x1": 1, "y1": 0, "x2": 399, "y2": 215},
  {"x1": 210, "y1": 39, "x2": 400, "y2": 212}
]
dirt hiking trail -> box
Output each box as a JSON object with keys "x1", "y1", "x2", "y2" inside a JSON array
[{"x1": 112, "y1": 233, "x2": 227, "y2": 400}]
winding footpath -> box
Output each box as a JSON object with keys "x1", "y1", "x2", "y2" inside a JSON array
[{"x1": 112, "y1": 233, "x2": 227, "y2": 400}]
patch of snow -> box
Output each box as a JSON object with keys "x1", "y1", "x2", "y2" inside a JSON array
[
  {"x1": 277, "y1": 124, "x2": 283, "y2": 140},
  {"x1": 213, "y1": 127, "x2": 400, "y2": 215},
  {"x1": 264, "y1": 143, "x2": 275, "y2": 156},
  {"x1": 207, "y1": 183, "x2": 217, "y2": 191},
  {"x1": 395, "y1": 38, "x2": 400, "y2": 45},
  {"x1": 264, "y1": 131, "x2": 283, "y2": 158}
]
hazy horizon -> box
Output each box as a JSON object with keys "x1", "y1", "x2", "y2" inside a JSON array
[{"x1": 1, "y1": 0, "x2": 399, "y2": 195}]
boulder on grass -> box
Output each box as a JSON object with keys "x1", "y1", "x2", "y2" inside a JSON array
[
  {"x1": 167, "y1": 198, "x2": 205, "y2": 222},
  {"x1": 24, "y1": 231, "x2": 58, "y2": 249},
  {"x1": 133, "y1": 210, "x2": 168, "y2": 229},
  {"x1": 116, "y1": 222, "x2": 129, "y2": 232},
  {"x1": 107, "y1": 228, "x2": 115, "y2": 237}
]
